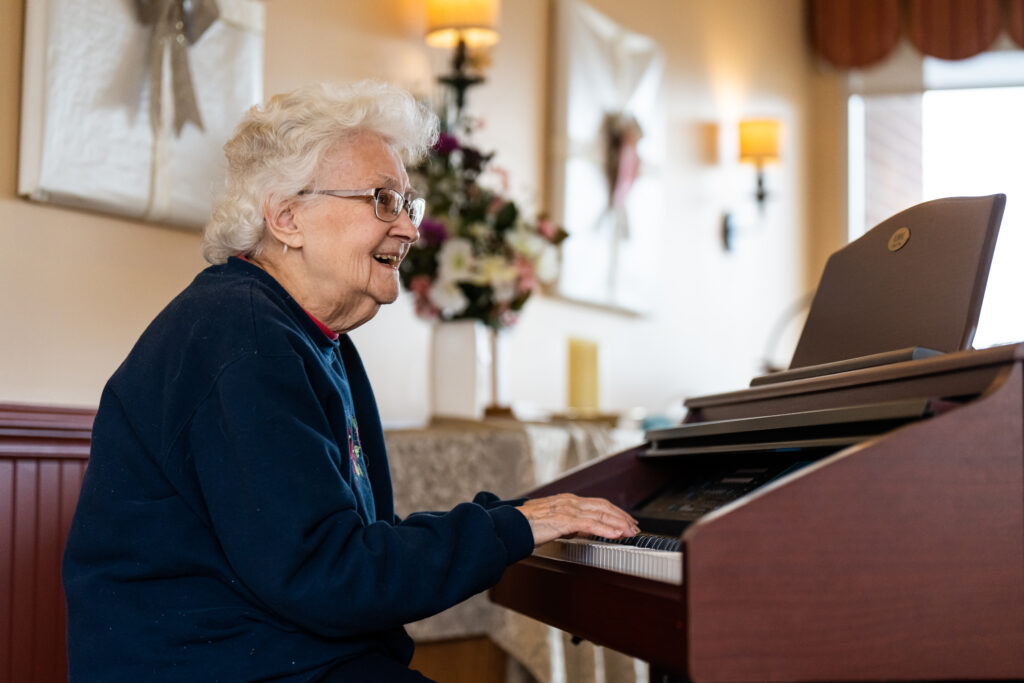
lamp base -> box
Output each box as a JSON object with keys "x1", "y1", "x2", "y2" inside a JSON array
[
  {"x1": 483, "y1": 404, "x2": 515, "y2": 419},
  {"x1": 437, "y1": 36, "x2": 484, "y2": 121},
  {"x1": 721, "y1": 212, "x2": 737, "y2": 252},
  {"x1": 755, "y1": 169, "x2": 768, "y2": 205}
]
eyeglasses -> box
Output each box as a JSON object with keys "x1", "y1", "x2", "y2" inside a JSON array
[{"x1": 303, "y1": 188, "x2": 425, "y2": 228}]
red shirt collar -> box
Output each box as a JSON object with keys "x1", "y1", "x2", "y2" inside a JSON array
[
  {"x1": 307, "y1": 312, "x2": 340, "y2": 342},
  {"x1": 235, "y1": 255, "x2": 340, "y2": 342}
]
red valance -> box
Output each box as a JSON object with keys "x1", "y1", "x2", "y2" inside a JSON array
[
  {"x1": 1010, "y1": 0, "x2": 1024, "y2": 45},
  {"x1": 907, "y1": 0, "x2": 1001, "y2": 60},
  {"x1": 811, "y1": 0, "x2": 901, "y2": 68},
  {"x1": 811, "y1": 0, "x2": 1024, "y2": 68}
]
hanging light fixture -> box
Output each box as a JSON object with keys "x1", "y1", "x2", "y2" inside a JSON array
[{"x1": 425, "y1": 0, "x2": 501, "y2": 120}]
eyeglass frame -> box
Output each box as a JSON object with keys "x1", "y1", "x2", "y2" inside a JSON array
[{"x1": 300, "y1": 188, "x2": 426, "y2": 228}]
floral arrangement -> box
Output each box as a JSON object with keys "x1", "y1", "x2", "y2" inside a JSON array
[{"x1": 400, "y1": 129, "x2": 568, "y2": 330}]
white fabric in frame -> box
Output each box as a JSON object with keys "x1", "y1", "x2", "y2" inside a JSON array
[
  {"x1": 18, "y1": 0, "x2": 264, "y2": 229},
  {"x1": 549, "y1": 0, "x2": 664, "y2": 312}
]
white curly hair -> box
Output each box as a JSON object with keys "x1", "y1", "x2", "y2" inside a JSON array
[{"x1": 202, "y1": 80, "x2": 439, "y2": 264}]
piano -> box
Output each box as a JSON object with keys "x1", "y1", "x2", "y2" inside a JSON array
[{"x1": 490, "y1": 195, "x2": 1024, "y2": 682}]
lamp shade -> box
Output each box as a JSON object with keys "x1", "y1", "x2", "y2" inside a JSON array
[
  {"x1": 425, "y1": 0, "x2": 500, "y2": 48},
  {"x1": 739, "y1": 119, "x2": 781, "y2": 164}
]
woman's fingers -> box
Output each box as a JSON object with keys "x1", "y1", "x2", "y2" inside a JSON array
[{"x1": 516, "y1": 493, "x2": 640, "y2": 546}]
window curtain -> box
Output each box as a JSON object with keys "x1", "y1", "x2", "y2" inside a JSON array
[{"x1": 811, "y1": 0, "x2": 1024, "y2": 68}]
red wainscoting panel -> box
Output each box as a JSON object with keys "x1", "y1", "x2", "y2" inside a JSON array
[{"x1": 0, "y1": 403, "x2": 93, "y2": 683}]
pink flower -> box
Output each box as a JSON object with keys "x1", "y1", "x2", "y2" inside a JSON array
[
  {"x1": 537, "y1": 219, "x2": 557, "y2": 240},
  {"x1": 514, "y1": 256, "x2": 537, "y2": 293},
  {"x1": 489, "y1": 165, "x2": 510, "y2": 194},
  {"x1": 410, "y1": 275, "x2": 433, "y2": 297},
  {"x1": 415, "y1": 296, "x2": 440, "y2": 320},
  {"x1": 498, "y1": 309, "x2": 519, "y2": 328}
]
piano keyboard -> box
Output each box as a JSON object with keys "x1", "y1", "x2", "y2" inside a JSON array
[{"x1": 533, "y1": 535, "x2": 683, "y2": 585}]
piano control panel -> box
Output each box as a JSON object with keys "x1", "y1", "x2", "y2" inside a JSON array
[
  {"x1": 630, "y1": 398, "x2": 944, "y2": 537},
  {"x1": 632, "y1": 458, "x2": 813, "y2": 537}
]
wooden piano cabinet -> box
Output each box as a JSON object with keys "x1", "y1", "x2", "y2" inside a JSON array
[
  {"x1": 492, "y1": 554, "x2": 687, "y2": 673},
  {"x1": 492, "y1": 347, "x2": 1024, "y2": 682},
  {"x1": 684, "y1": 363, "x2": 1024, "y2": 682},
  {"x1": 492, "y1": 444, "x2": 690, "y2": 671},
  {"x1": 491, "y1": 444, "x2": 693, "y2": 673},
  {"x1": 0, "y1": 403, "x2": 93, "y2": 683}
]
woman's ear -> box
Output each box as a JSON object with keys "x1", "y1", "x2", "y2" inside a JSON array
[{"x1": 264, "y1": 200, "x2": 305, "y2": 250}]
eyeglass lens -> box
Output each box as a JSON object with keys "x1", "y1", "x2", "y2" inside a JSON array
[
  {"x1": 374, "y1": 189, "x2": 424, "y2": 228},
  {"x1": 408, "y1": 198, "x2": 425, "y2": 228}
]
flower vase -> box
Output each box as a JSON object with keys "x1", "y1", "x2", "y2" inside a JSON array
[
  {"x1": 430, "y1": 320, "x2": 493, "y2": 420},
  {"x1": 430, "y1": 321, "x2": 513, "y2": 420},
  {"x1": 483, "y1": 328, "x2": 514, "y2": 418}
]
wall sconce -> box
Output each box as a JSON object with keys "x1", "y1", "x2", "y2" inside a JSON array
[
  {"x1": 721, "y1": 118, "x2": 781, "y2": 252},
  {"x1": 738, "y1": 118, "x2": 781, "y2": 207},
  {"x1": 425, "y1": 0, "x2": 500, "y2": 121}
]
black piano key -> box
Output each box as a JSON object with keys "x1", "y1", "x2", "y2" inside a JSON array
[{"x1": 584, "y1": 533, "x2": 682, "y2": 552}]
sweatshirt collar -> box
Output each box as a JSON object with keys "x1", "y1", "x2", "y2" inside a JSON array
[{"x1": 231, "y1": 255, "x2": 340, "y2": 343}]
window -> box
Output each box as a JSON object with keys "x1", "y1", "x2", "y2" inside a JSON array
[{"x1": 848, "y1": 49, "x2": 1024, "y2": 349}]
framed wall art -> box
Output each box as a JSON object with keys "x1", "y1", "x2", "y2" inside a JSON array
[
  {"x1": 18, "y1": 0, "x2": 265, "y2": 229},
  {"x1": 548, "y1": 0, "x2": 664, "y2": 312}
]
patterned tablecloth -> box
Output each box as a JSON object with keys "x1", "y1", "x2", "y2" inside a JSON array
[{"x1": 384, "y1": 418, "x2": 646, "y2": 683}]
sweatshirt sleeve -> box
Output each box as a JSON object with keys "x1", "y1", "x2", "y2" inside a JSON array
[
  {"x1": 186, "y1": 354, "x2": 535, "y2": 638},
  {"x1": 473, "y1": 491, "x2": 530, "y2": 509}
]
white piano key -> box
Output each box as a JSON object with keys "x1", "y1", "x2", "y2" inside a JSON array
[{"x1": 533, "y1": 538, "x2": 683, "y2": 585}]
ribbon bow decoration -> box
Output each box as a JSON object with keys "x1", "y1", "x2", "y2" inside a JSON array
[
  {"x1": 601, "y1": 112, "x2": 643, "y2": 241},
  {"x1": 136, "y1": 0, "x2": 220, "y2": 137}
]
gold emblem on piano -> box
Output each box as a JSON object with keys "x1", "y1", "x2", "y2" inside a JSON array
[{"x1": 888, "y1": 226, "x2": 911, "y2": 252}]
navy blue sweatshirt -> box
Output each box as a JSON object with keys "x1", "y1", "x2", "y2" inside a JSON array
[{"x1": 62, "y1": 257, "x2": 534, "y2": 681}]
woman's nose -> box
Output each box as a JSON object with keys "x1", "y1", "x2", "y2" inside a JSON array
[{"x1": 391, "y1": 213, "x2": 419, "y2": 243}]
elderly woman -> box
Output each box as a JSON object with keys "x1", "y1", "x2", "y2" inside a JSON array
[{"x1": 62, "y1": 80, "x2": 637, "y2": 682}]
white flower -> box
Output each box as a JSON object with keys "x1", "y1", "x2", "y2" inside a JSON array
[
  {"x1": 437, "y1": 238, "x2": 477, "y2": 281},
  {"x1": 429, "y1": 279, "x2": 469, "y2": 317},
  {"x1": 468, "y1": 221, "x2": 495, "y2": 243},
  {"x1": 535, "y1": 244, "x2": 560, "y2": 283},
  {"x1": 478, "y1": 255, "x2": 519, "y2": 303},
  {"x1": 504, "y1": 225, "x2": 546, "y2": 259}
]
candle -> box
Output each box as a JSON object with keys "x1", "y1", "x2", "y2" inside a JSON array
[{"x1": 567, "y1": 338, "x2": 599, "y2": 413}]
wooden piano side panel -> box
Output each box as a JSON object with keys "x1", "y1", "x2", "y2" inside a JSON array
[
  {"x1": 0, "y1": 404, "x2": 92, "y2": 683},
  {"x1": 684, "y1": 363, "x2": 1024, "y2": 682}
]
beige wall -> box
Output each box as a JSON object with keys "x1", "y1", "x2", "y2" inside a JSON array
[
  {"x1": 0, "y1": 0, "x2": 842, "y2": 425},
  {"x1": 0, "y1": 0, "x2": 210, "y2": 407}
]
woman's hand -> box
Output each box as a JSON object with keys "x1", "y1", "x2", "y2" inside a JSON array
[{"x1": 516, "y1": 493, "x2": 640, "y2": 546}]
